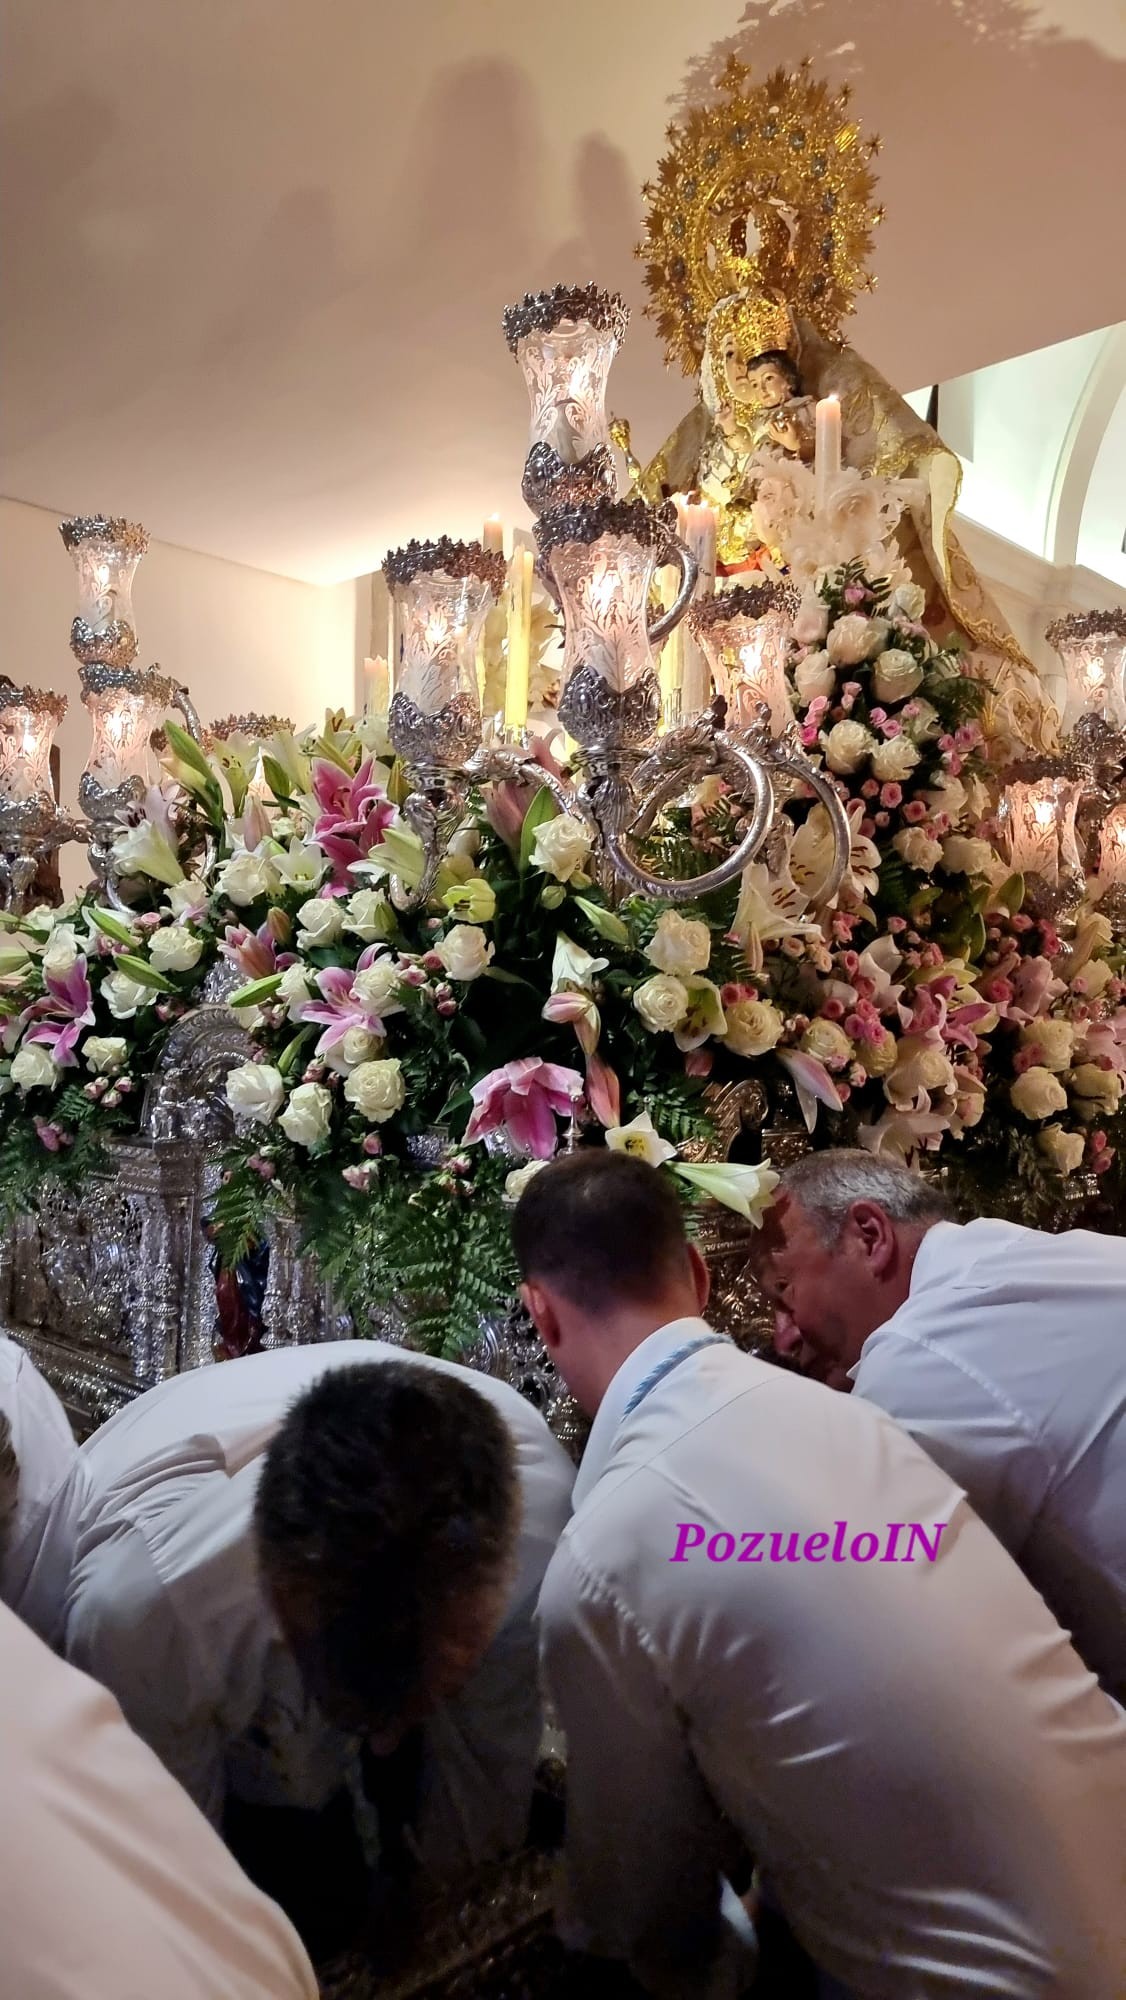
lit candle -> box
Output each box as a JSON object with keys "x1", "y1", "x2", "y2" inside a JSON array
[
  {"x1": 482, "y1": 516, "x2": 505, "y2": 557},
  {"x1": 658, "y1": 562, "x2": 684, "y2": 729},
  {"x1": 676, "y1": 498, "x2": 717, "y2": 717},
  {"x1": 363, "y1": 655, "x2": 389, "y2": 718},
  {"x1": 503, "y1": 547, "x2": 534, "y2": 733},
  {"x1": 1099, "y1": 804, "x2": 1126, "y2": 887},
  {"x1": 814, "y1": 395, "x2": 842, "y2": 518}
]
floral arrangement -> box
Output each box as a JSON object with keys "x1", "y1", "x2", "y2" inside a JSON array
[{"x1": 1, "y1": 563, "x2": 1122, "y2": 1354}]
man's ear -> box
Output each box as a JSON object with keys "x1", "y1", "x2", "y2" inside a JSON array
[
  {"x1": 845, "y1": 1200, "x2": 897, "y2": 1276},
  {"x1": 687, "y1": 1243, "x2": 711, "y2": 1313},
  {"x1": 520, "y1": 1280, "x2": 562, "y2": 1352}
]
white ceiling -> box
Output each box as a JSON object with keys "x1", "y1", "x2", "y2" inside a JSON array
[{"x1": 3, "y1": 0, "x2": 1125, "y2": 585}]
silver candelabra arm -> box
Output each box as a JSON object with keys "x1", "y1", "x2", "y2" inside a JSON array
[
  {"x1": 170, "y1": 681, "x2": 203, "y2": 743},
  {"x1": 596, "y1": 729, "x2": 774, "y2": 902},
  {"x1": 764, "y1": 741, "x2": 853, "y2": 908}
]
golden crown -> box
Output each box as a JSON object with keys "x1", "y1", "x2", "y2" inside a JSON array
[
  {"x1": 708, "y1": 292, "x2": 797, "y2": 365},
  {"x1": 638, "y1": 56, "x2": 884, "y2": 377}
]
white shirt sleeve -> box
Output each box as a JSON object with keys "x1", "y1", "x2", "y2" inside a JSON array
[
  {"x1": 0, "y1": 1341, "x2": 87, "y2": 1649},
  {"x1": 64, "y1": 1522, "x2": 229, "y2": 1824},
  {"x1": 855, "y1": 1331, "x2": 1053, "y2": 1559},
  {"x1": 539, "y1": 1536, "x2": 754, "y2": 2000}
]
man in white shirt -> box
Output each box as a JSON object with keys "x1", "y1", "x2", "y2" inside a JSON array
[
  {"x1": 0, "y1": 1331, "x2": 87, "y2": 1646},
  {"x1": 755, "y1": 1148, "x2": 1126, "y2": 1706},
  {"x1": 65, "y1": 1341, "x2": 574, "y2": 1950},
  {"x1": 517, "y1": 1151, "x2": 1126, "y2": 2000},
  {"x1": 0, "y1": 1593, "x2": 318, "y2": 2000}
]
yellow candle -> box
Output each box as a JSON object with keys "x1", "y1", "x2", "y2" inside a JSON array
[
  {"x1": 503, "y1": 548, "x2": 534, "y2": 733},
  {"x1": 482, "y1": 515, "x2": 504, "y2": 556},
  {"x1": 814, "y1": 395, "x2": 841, "y2": 517},
  {"x1": 362, "y1": 655, "x2": 389, "y2": 718},
  {"x1": 675, "y1": 497, "x2": 715, "y2": 717},
  {"x1": 658, "y1": 559, "x2": 684, "y2": 729}
]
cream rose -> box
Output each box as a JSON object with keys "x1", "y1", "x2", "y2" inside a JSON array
[
  {"x1": 823, "y1": 720, "x2": 875, "y2": 775},
  {"x1": 276, "y1": 964, "x2": 313, "y2": 1019},
  {"x1": 801, "y1": 1018, "x2": 853, "y2": 1068},
  {"x1": 42, "y1": 927, "x2": 82, "y2": 977},
  {"x1": 826, "y1": 614, "x2": 881, "y2": 667},
  {"x1": 1038, "y1": 1124, "x2": 1085, "y2": 1175},
  {"x1": 1081, "y1": 958, "x2": 1113, "y2": 999},
  {"x1": 435, "y1": 924, "x2": 494, "y2": 982},
  {"x1": 344, "y1": 1057, "x2": 406, "y2": 1123},
  {"x1": 792, "y1": 598, "x2": 829, "y2": 646},
  {"x1": 870, "y1": 735, "x2": 921, "y2": 783},
  {"x1": 11, "y1": 1044, "x2": 58, "y2": 1091},
  {"x1": 279, "y1": 1081, "x2": 334, "y2": 1147},
  {"x1": 646, "y1": 911, "x2": 711, "y2": 977},
  {"x1": 942, "y1": 835, "x2": 995, "y2": 877},
  {"x1": 297, "y1": 897, "x2": 344, "y2": 946},
  {"x1": 344, "y1": 888, "x2": 392, "y2": 942},
  {"x1": 887, "y1": 1037, "x2": 955, "y2": 1104},
  {"x1": 863, "y1": 1031, "x2": 898, "y2": 1077},
  {"x1": 530, "y1": 815, "x2": 595, "y2": 883},
  {"x1": 903, "y1": 699, "x2": 940, "y2": 741},
  {"x1": 83, "y1": 1035, "x2": 128, "y2": 1076},
  {"x1": 924, "y1": 775, "x2": 967, "y2": 822},
  {"x1": 1010, "y1": 1066, "x2": 1069, "y2": 1121},
  {"x1": 889, "y1": 582, "x2": 927, "y2": 621},
  {"x1": 722, "y1": 998, "x2": 785, "y2": 1059},
  {"x1": 103, "y1": 971, "x2": 153, "y2": 1020},
  {"x1": 352, "y1": 959, "x2": 403, "y2": 1013},
  {"x1": 1020, "y1": 1018, "x2": 1074, "y2": 1074},
  {"x1": 332, "y1": 1027, "x2": 382, "y2": 1071},
  {"x1": 871, "y1": 649, "x2": 923, "y2": 705},
  {"x1": 1069, "y1": 1062, "x2": 1123, "y2": 1115},
  {"x1": 893, "y1": 827, "x2": 944, "y2": 872},
  {"x1": 225, "y1": 1060, "x2": 285, "y2": 1124},
  {"x1": 218, "y1": 849, "x2": 278, "y2": 907},
  {"x1": 633, "y1": 973, "x2": 690, "y2": 1034},
  {"x1": 149, "y1": 924, "x2": 204, "y2": 973},
  {"x1": 793, "y1": 651, "x2": 836, "y2": 703}
]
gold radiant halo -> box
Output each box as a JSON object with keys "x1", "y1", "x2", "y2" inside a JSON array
[{"x1": 638, "y1": 55, "x2": 883, "y2": 375}]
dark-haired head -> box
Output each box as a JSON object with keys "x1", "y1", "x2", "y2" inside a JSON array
[
  {"x1": 255, "y1": 1362, "x2": 517, "y2": 1745},
  {"x1": 512, "y1": 1151, "x2": 709, "y2": 1414}
]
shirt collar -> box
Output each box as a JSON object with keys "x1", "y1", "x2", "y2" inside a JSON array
[
  {"x1": 846, "y1": 1220, "x2": 955, "y2": 1381},
  {"x1": 572, "y1": 1316, "x2": 714, "y2": 1510}
]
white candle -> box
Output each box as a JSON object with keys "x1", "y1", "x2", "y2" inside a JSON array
[
  {"x1": 363, "y1": 655, "x2": 389, "y2": 718},
  {"x1": 676, "y1": 498, "x2": 717, "y2": 717},
  {"x1": 814, "y1": 395, "x2": 842, "y2": 518},
  {"x1": 503, "y1": 548, "x2": 534, "y2": 733},
  {"x1": 482, "y1": 516, "x2": 504, "y2": 556}
]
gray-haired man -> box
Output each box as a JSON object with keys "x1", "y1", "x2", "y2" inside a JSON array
[{"x1": 751, "y1": 1148, "x2": 1126, "y2": 1705}]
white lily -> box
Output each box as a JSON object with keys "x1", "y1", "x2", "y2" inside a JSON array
[
  {"x1": 605, "y1": 1111, "x2": 677, "y2": 1168},
  {"x1": 671, "y1": 1158, "x2": 780, "y2": 1226},
  {"x1": 551, "y1": 935, "x2": 608, "y2": 993}
]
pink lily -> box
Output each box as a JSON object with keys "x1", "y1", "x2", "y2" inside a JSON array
[
  {"x1": 24, "y1": 957, "x2": 96, "y2": 1069},
  {"x1": 222, "y1": 921, "x2": 294, "y2": 982},
  {"x1": 312, "y1": 757, "x2": 396, "y2": 889},
  {"x1": 484, "y1": 733, "x2": 566, "y2": 850},
  {"x1": 584, "y1": 1050, "x2": 621, "y2": 1128},
  {"x1": 541, "y1": 989, "x2": 601, "y2": 1056},
  {"x1": 464, "y1": 1056, "x2": 583, "y2": 1158},
  {"x1": 298, "y1": 964, "x2": 396, "y2": 1059},
  {"x1": 775, "y1": 1048, "x2": 844, "y2": 1133}
]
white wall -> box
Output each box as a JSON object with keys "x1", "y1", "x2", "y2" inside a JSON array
[{"x1": 0, "y1": 498, "x2": 362, "y2": 888}]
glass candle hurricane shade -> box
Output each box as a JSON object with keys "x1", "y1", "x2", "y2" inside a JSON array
[
  {"x1": 1098, "y1": 802, "x2": 1126, "y2": 887},
  {"x1": 382, "y1": 540, "x2": 506, "y2": 769},
  {"x1": 81, "y1": 666, "x2": 176, "y2": 794},
  {"x1": 60, "y1": 516, "x2": 149, "y2": 669},
  {"x1": 999, "y1": 773, "x2": 1084, "y2": 889},
  {"x1": 1046, "y1": 610, "x2": 1126, "y2": 735},
  {"x1": 689, "y1": 582, "x2": 799, "y2": 735},
  {"x1": 503, "y1": 286, "x2": 629, "y2": 511},
  {"x1": 0, "y1": 686, "x2": 67, "y2": 806}
]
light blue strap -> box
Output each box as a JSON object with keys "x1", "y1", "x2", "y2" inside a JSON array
[{"x1": 622, "y1": 1333, "x2": 731, "y2": 1417}]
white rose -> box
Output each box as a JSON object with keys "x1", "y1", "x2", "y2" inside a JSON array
[
  {"x1": 343, "y1": 889, "x2": 392, "y2": 942},
  {"x1": 42, "y1": 926, "x2": 82, "y2": 976},
  {"x1": 225, "y1": 1060, "x2": 285, "y2": 1124},
  {"x1": 1019, "y1": 1018, "x2": 1075, "y2": 1074},
  {"x1": 893, "y1": 827, "x2": 944, "y2": 872},
  {"x1": 940, "y1": 835, "x2": 993, "y2": 877},
  {"x1": 871, "y1": 649, "x2": 923, "y2": 705},
  {"x1": 903, "y1": 699, "x2": 940, "y2": 741},
  {"x1": 11, "y1": 1044, "x2": 58, "y2": 1091},
  {"x1": 1038, "y1": 1125, "x2": 1086, "y2": 1175},
  {"x1": 352, "y1": 958, "x2": 404, "y2": 1013},
  {"x1": 297, "y1": 897, "x2": 344, "y2": 946},
  {"x1": 1010, "y1": 1066, "x2": 1069, "y2": 1121},
  {"x1": 103, "y1": 971, "x2": 153, "y2": 1020},
  {"x1": 801, "y1": 1018, "x2": 853, "y2": 1067},
  {"x1": 218, "y1": 849, "x2": 278, "y2": 907},
  {"x1": 633, "y1": 973, "x2": 690, "y2": 1034},
  {"x1": 149, "y1": 924, "x2": 204, "y2": 973},
  {"x1": 279, "y1": 1081, "x2": 334, "y2": 1147},
  {"x1": 276, "y1": 964, "x2": 313, "y2": 1019},
  {"x1": 166, "y1": 877, "x2": 208, "y2": 918},
  {"x1": 1081, "y1": 957, "x2": 1113, "y2": 998},
  {"x1": 504, "y1": 1160, "x2": 548, "y2": 1203},
  {"x1": 722, "y1": 998, "x2": 785, "y2": 1058},
  {"x1": 793, "y1": 651, "x2": 836, "y2": 703},
  {"x1": 83, "y1": 1035, "x2": 128, "y2": 1076},
  {"x1": 646, "y1": 911, "x2": 711, "y2": 976},
  {"x1": 870, "y1": 735, "x2": 921, "y2": 783},
  {"x1": 331, "y1": 1027, "x2": 382, "y2": 1071},
  {"x1": 924, "y1": 776, "x2": 967, "y2": 821},
  {"x1": 823, "y1": 720, "x2": 875, "y2": 775},
  {"x1": 792, "y1": 598, "x2": 829, "y2": 645},
  {"x1": 344, "y1": 1057, "x2": 406, "y2": 1123},
  {"x1": 530, "y1": 814, "x2": 595, "y2": 884},
  {"x1": 1069, "y1": 1062, "x2": 1123, "y2": 1115},
  {"x1": 435, "y1": 924, "x2": 494, "y2": 982},
  {"x1": 889, "y1": 582, "x2": 927, "y2": 621},
  {"x1": 826, "y1": 614, "x2": 882, "y2": 666}
]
